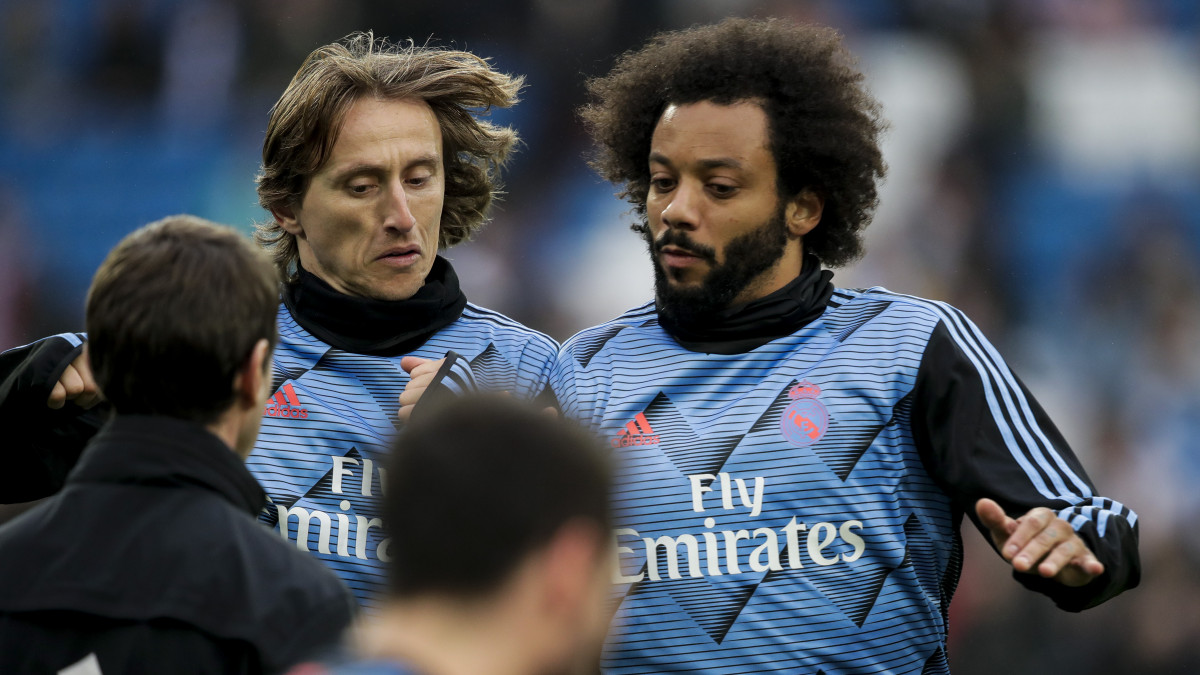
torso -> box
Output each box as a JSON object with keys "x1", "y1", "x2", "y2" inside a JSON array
[
  {"x1": 553, "y1": 289, "x2": 960, "y2": 674},
  {"x1": 247, "y1": 303, "x2": 557, "y2": 607}
]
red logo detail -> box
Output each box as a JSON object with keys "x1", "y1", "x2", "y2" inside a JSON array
[
  {"x1": 780, "y1": 380, "x2": 828, "y2": 447},
  {"x1": 611, "y1": 412, "x2": 660, "y2": 448},
  {"x1": 264, "y1": 382, "x2": 309, "y2": 419}
]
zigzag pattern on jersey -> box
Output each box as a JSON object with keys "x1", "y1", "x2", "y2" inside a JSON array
[
  {"x1": 261, "y1": 446, "x2": 381, "y2": 529},
  {"x1": 922, "y1": 646, "x2": 949, "y2": 675},
  {"x1": 569, "y1": 306, "x2": 657, "y2": 368},
  {"x1": 621, "y1": 380, "x2": 907, "y2": 643},
  {"x1": 764, "y1": 541, "x2": 898, "y2": 629},
  {"x1": 311, "y1": 351, "x2": 408, "y2": 431},
  {"x1": 821, "y1": 299, "x2": 893, "y2": 343},
  {"x1": 271, "y1": 307, "x2": 333, "y2": 391},
  {"x1": 747, "y1": 378, "x2": 883, "y2": 481},
  {"x1": 643, "y1": 392, "x2": 743, "y2": 476},
  {"x1": 469, "y1": 343, "x2": 516, "y2": 384},
  {"x1": 628, "y1": 524, "x2": 910, "y2": 646}
]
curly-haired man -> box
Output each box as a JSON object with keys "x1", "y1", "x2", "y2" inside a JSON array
[
  {"x1": 549, "y1": 18, "x2": 1140, "y2": 673},
  {"x1": 0, "y1": 34, "x2": 558, "y2": 608}
]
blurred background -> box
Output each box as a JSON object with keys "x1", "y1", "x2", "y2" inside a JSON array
[{"x1": 1, "y1": 0, "x2": 1197, "y2": 672}]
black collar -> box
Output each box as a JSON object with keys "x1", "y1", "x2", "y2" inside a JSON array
[
  {"x1": 656, "y1": 254, "x2": 835, "y2": 354},
  {"x1": 282, "y1": 256, "x2": 468, "y2": 356},
  {"x1": 68, "y1": 415, "x2": 265, "y2": 517}
]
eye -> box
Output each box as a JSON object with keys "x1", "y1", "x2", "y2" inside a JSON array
[
  {"x1": 407, "y1": 174, "x2": 431, "y2": 187},
  {"x1": 708, "y1": 182, "x2": 738, "y2": 198},
  {"x1": 649, "y1": 177, "x2": 676, "y2": 193},
  {"x1": 347, "y1": 181, "x2": 377, "y2": 195}
]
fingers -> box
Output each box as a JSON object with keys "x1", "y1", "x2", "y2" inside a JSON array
[
  {"x1": 399, "y1": 356, "x2": 427, "y2": 374},
  {"x1": 47, "y1": 363, "x2": 84, "y2": 408},
  {"x1": 397, "y1": 357, "x2": 447, "y2": 420},
  {"x1": 72, "y1": 348, "x2": 103, "y2": 409},
  {"x1": 1036, "y1": 536, "x2": 1105, "y2": 586},
  {"x1": 47, "y1": 380, "x2": 67, "y2": 409},
  {"x1": 993, "y1": 505, "x2": 1105, "y2": 587},
  {"x1": 974, "y1": 498, "x2": 1016, "y2": 549},
  {"x1": 46, "y1": 349, "x2": 104, "y2": 410},
  {"x1": 1003, "y1": 507, "x2": 1060, "y2": 571}
]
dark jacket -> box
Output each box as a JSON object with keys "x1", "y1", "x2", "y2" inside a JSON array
[
  {"x1": 0, "y1": 334, "x2": 110, "y2": 503},
  {"x1": 0, "y1": 415, "x2": 356, "y2": 674}
]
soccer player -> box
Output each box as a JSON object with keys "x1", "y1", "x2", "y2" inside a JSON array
[
  {"x1": 0, "y1": 33, "x2": 558, "y2": 607},
  {"x1": 0, "y1": 216, "x2": 354, "y2": 674},
  {"x1": 290, "y1": 395, "x2": 614, "y2": 675},
  {"x1": 549, "y1": 18, "x2": 1141, "y2": 673}
]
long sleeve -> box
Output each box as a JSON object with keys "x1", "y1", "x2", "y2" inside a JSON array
[
  {"x1": 910, "y1": 317, "x2": 1140, "y2": 611},
  {"x1": 0, "y1": 333, "x2": 109, "y2": 502}
]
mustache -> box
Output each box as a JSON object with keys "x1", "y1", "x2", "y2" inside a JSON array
[{"x1": 653, "y1": 230, "x2": 718, "y2": 263}]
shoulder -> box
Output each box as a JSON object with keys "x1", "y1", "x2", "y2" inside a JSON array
[
  {"x1": 208, "y1": 509, "x2": 355, "y2": 658},
  {"x1": 560, "y1": 301, "x2": 659, "y2": 355},
  {"x1": 447, "y1": 303, "x2": 559, "y2": 354},
  {"x1": 827, "y1": 286, "x2": 959, "y2": 334},
  {"x1": 223, "y1": 509, "x2": 349, "y2": 601}
]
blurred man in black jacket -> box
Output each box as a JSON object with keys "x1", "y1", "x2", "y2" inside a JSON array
[{"x1": 0, "y1": 215, "x2": 355, "y2": 674}]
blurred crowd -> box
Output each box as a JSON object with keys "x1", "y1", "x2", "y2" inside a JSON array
[{"x1": 1, "y1": 0, "x2": 1197, "y2": 672}]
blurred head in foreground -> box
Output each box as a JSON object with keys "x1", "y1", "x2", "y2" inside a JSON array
[{"x1": 347, "y1": 395, "x2": 614, "y2": 675}]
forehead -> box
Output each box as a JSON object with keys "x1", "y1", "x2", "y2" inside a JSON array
[
  {"x1": 326, "y1": 96, "x2": 442, "y2": 164},
  {"x1": 650, "y1": 100, "x2": 772, "y2": 167}
]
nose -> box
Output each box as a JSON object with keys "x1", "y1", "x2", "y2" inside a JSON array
[
  {"x1": 381, "y1": 178, "x2": 418, "y2": 233},
  {"x1": 659, "y1": 180, "x2": 699, "y2": 231}
]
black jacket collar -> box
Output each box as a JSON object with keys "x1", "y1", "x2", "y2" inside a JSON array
[
  {"x1": 68, "y1": 415, "x2": 264, "y2": 516},
  {"x1": 657, "y1": 254, "x2": 835, "y2": 355},
  {"x1": 282, "y1": 256, "x2": 468, "y2": 356}
]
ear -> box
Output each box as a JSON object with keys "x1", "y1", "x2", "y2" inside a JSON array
[
  {"x1": 784, "y1": 189, "x2": 824, "y2": 238},
  {"x1": 271, "y1": 203, "x2": 304, "y2": 237},
  {"x1": 539, "y1": 521, "x2": 604, "y2": 617},
  {"x1": 234, "y1": 339, "x2": 272, "y2": 409}
]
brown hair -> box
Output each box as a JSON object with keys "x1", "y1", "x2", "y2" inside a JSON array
[
  {"x1": 87, "y1": 215, "x2": 280, "y2": 424},
  {"x1": 255, "y1": 32, "x2": 523, "y2": 280},
  {"x1": 581, "y1": 18, "x2": 887, "y2": 268}
]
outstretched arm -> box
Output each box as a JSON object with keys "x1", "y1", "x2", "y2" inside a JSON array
[{"x1": 911, "y1": 315, "x2": 1139, "y2": 610}]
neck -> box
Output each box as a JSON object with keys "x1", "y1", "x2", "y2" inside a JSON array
[
  {"x1": 353, "y1": 597, "x2": 542, "y2": 675},
  {"x1": 656, "y1": 252, "x2": 835, "y2": 355},
  {"x1": 283, "y1": 256, "x2": 468, "y2": 356},
  {"x1": 205, "y1": 409, "x2": 245, "y2": 458}
]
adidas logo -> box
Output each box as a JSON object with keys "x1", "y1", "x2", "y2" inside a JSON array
[
  {"x1": 264, "y1": 383, "x2": 309, "y2": 419},
  {"x1": 611, "y1": 412, "x2": 659, "y2": 448}
]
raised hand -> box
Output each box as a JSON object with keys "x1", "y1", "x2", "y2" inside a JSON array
[
  {"x1": 397, "y1": 356, "x2": 446, "y2": 422},
  {"x1": 47, "y1": 345, "x2": 103, "y2": 410}
]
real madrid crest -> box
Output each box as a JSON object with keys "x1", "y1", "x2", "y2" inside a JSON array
[{"x1": 780, "y1": 380, "x2": 829, "y2": 447}]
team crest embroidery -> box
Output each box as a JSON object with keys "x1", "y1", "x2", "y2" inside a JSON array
[{"x1": 780, "y1": 380, "x2": 828, "y2": 447}]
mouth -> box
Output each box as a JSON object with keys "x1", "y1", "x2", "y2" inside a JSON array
[
  {"x1": 658, "y1": 245, "x2": 708, "y2": 269},
  {"x1": 376, "y1": 245, "x2": 421, "y2": 268}
]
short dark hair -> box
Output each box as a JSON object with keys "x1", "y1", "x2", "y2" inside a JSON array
[
  {"x1": 385, "y1": 395, "x2": 613, "y2": 597},
  {"x1": 86, "y1": 215, "x2": 279, "y2": 424},
  {"x1": 581, "y1": 18, "x2": 887, "y2": 267},
  {"x1": 256, "y1": 32, "x2": 522, "y2": 280}
]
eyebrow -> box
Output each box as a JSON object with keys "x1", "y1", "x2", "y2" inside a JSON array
[
  {"x1": 327, "y1": 154, "x2": 442, "y2": 182},
  {"x1": 648, "y1": 152, "x2": 745, "y2": 171}
]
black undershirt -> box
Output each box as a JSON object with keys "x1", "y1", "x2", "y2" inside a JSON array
[
  {"x1": 281, "y1": 256, "x2": 468, "y2": 357},
  {"x1": 656, "y1": 254, "x2": 835, "y2": 355}
]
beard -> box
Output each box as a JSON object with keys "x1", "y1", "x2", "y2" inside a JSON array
[{"x1": 646, "y1": 203, "x2": 791, "y2": 326}]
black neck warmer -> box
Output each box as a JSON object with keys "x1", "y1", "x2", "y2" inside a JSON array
[
  {"x1": 281, "y1": 256, "x2": 468, "y2": 356},
  {"x1": 657, "y1": 254, "x2": 835, "y2": 355}
]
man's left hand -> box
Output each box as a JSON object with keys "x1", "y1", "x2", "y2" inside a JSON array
[{"x1": 975, "y1": 497, "x2": 1104, "y2": 587}]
